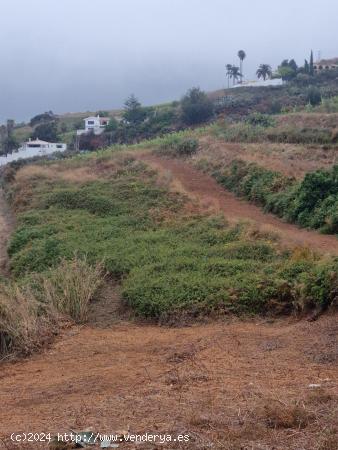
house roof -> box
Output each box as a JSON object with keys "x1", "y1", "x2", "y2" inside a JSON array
[
  {"x1": 84, "y1": 115, "x2": 110, "y2": 121},
  {"x1": 25, "y1": 139, "x2": 50, "y2": 145},
  {"x1": 315, "y1": 58, "x2": 338, "y2": 66},
  {"x1": 84, "y1": 116, "x2": 100, "y2": 121}
]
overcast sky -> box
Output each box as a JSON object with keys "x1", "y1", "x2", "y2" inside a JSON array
[{"x1": 0, "y1": 0, "x2": 337, "y2": 123}]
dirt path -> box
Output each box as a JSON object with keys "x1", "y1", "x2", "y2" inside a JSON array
[
  {"x1": 0, "y1": 188, "x2": 14, "y2": 276},
  {"x1": 138, "y1": 153, "x2": 338, "y2": 255}
]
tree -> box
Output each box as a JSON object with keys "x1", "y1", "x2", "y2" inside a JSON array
[
  {"x1": 238, "y1": 50, "x2": 246, "y2": 83},
  {"x1": 105, "y1": 118, "x2": 119, "y2": 132},
  {"x1": 309, "y1": 50, "x2": 314, "y2": 76},
  {"x1": 31, "y1": 121, "x2": 59, "y2": 142},
  {"x1": 1, "y1": 135, "x2": 18, "y2": 155},
  {"x1": 30, "y1": 111, "x2": 55, "y2": 127},
  {"x1": 123, "y1": 94, "x2": 147, "y2": 125},
  {"x1": 278, "y1": 66, "x2": 296, "y2": 82},
  {"x1": 277, "y1": 59, "x2": 298, "y2": 81},
  {"x1": 180, "y1": 87, "x2": 214, "y2": 125},
  {"x1": 230, "y1": 66, "x2": 242, "y2": 85},
  {"x1": 256, "y1": 64, "x2": 272, "y2": 81},
  {"x1": 304, "y1": 59, "x2": 310, "y2": 74},
  {"x1": 306, "y1": 86, "x2": 321, "y2": 106},
  {"x1": 226, "y1": 64, "x2": 232, "y2": 89},
  {"x1": 288, "y1": 59, "x2": 298, "y2": 72}
]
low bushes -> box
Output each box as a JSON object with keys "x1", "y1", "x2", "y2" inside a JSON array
[
  {"x1": 246, "y1": 113, "x2": 275, "y2": 128},
  {"x1": 213, "y1": 160, "x2": 338, "y2": 234},
  {"x1": 154, "y1": 134, "x2": 199, "y2": 157},
  {"x1": 212, "y1": 121, "x2": 334, "y2": 145}
]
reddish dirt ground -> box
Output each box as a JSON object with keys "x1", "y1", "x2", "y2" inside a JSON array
[
  {"x1": 138, "y1": 153, "x2": 338, "y2": 255},
  {"x1": 1, "y1": 315, "x2": 337, "y2": 449}
]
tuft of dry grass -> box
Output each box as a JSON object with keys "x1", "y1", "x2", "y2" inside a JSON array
[
  {"x1": 40, "y1": 257, "x2": 104, "y2": 323},
  {"x1": 0, "y1": 283, "x2": 51, "y2": 357},
  {"x1": 260, "y1": 399, "x2": 315, "y2": 429},
  {"x1": 0, "y1": 257, "x2": 104, "y2": 358}
]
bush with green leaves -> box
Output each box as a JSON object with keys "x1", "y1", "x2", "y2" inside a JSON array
[
  {"x1": 181, "y1": 87, "x2": 214, "y2": 125},
  {"x1": 306, "y1": 86, "x2": 322, "y2": 106},
  {"x1": 155, "y1": 134, "x2": 199, "y2": 157},
  {"x1": 213, "y1": 160, "x2": 338, "y2": 234},
  {"x1": 246, "y1": 113, "x2": 275, "y2": 127},
  {"x1": 212, "y1": 120, "x2": 333, "y2": 145}
]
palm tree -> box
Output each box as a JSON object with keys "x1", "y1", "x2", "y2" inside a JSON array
[
  {"x1": 226, "y1": 64, "x2": 232, "y2": 88},
  {"x1": 238, "y1": 50, "x2": 246, "y2": 83},
  {"x1": 256, "y1": 64, "x2": 272, "y2": 81},
  {"x1": 231, "y1": 66, "x2": 242, "y2": 85}
]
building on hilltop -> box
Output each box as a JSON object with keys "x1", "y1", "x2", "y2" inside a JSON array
[
  {"x1": 314, "y1": 58, "x2": 338, "y2": 72},
  {"x1": 19, "y1": 138, "x2": 67, "y2": 153},
  {"x1": 76, "y1": 115, "x2": 110, "y2": 136}
]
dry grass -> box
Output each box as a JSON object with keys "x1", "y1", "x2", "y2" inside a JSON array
[
  {"x1": 194, "y1": 136, "x2": 338, "y2": 179},
  {"x1": 259, "y1": 399, "x2": 315, "y2": 429},
  {"x1": 15, "y1": 164, "x2": 97, "y2": 184},
  {"x1": 40, "y1": 257, "x2": 104, "y2": 323},
  {"x1": 0, "y1": 257, "x2": 104, "y2": 358},
  {"x1": 0, "y1": 283, "x2": 51, "y2": 357}
]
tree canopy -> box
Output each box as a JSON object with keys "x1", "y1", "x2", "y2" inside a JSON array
[{"x1": 180, "y1": 87, "x2": 214, "y2": 125}]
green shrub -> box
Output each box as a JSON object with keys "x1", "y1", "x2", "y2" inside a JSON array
[
  {"x1": 181, "y1": 87, "x2": 214, "y2": 125},
  {"x1": 213, "y1": 160, "x2": 338, "y2": 235},
  {"x1": 306, "y1": 86, "x2": 322, "y2": 106},
  {"x1": 301, "y1": 260, "x2": 338, "y2": 309},
  {"x1": 246, "y1": 113, "x2": 275, "y2": 127},
  {"x1": 155, "y1": 134, "x2": 199, "y2": 157}
]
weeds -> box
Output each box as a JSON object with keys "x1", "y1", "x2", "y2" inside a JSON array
[
  {"x1": 0, "y1": 283, "x2": 49, "y2": 357},
  {"x1": 38, "y1": 257, "x2": 104, "y2": 323},
  {"x1": 0, "y1": 255, "x2": 104, "y2": 357},
  {"x1": 154, "y1": 134, "x2": 199, "y2": 157},
  {"x1": 261, "y1": 400, "x2": 314, "y2": 429}
]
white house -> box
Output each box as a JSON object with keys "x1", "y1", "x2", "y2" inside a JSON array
[
  {"x1": 77, "y1": 115, "x2": 110, "y2": 136},
  {"x1": 20, "y1": 138, "x2": 67, "y2": 153}
]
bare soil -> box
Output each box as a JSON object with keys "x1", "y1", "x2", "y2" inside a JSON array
[{"x1": 0, "y1": 315, "x2": 337, "y2": 449}]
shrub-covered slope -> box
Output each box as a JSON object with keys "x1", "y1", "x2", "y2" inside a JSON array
[{"x1": 4, "y1": 152, "x2": 338, "y2": 324}]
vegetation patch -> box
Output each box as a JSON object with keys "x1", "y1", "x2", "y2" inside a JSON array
[
  {"x1": 204, "y1": 159, "x2": 338, "y2": 234},
  {"x1": 154, "y1": 134, "x2": 199, "y2": 157},
  {"x1": 212, "y1": 120, "x2": 334, "y2": 145},
  {"x1": 3, "y1": 152, "x2": 337, "y2": 333}
]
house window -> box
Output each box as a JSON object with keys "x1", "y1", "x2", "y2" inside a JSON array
[
  {"x1": 27, "y1": 144, "x2": 41, "y2": 148},
  {"x1": 56, "y1": 144, "x2": 63, "y2": 148},
  {"x1": 87, "y1": 121, "x2": 95, "y2": 125}
]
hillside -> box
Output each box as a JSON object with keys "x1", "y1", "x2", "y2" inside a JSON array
[{"x1": 0, "y1": 84, "x2": 338, "y2": 449}]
